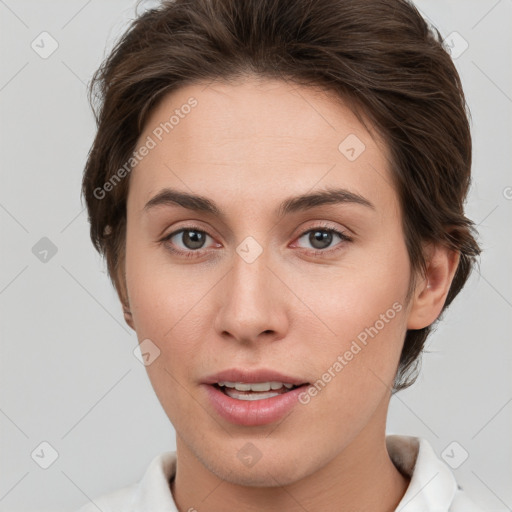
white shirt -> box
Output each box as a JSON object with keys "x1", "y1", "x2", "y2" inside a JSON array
[{"x1": 75, "y1": 435, "x2": 483, "y2": 511}]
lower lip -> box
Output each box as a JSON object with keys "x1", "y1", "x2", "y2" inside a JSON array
[{"x1": 202, "y1": 384, "x2": 310, "y2": 426}]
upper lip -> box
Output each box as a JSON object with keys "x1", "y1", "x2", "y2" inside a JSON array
[{"x1": 202, "y1": 368, "x2": 309, "y2": 386}]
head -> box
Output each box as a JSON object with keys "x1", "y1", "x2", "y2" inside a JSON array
[{"x1": 82, "y1": 0, "x2": 480, "y2": 487}]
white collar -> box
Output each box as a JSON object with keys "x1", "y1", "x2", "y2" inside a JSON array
[{"x1": 387, "y1": 435, "x2": 458, "y2": 511}]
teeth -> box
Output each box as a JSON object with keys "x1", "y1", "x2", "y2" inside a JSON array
[
  {"x1": 224, "y1": 389, "x2": 281, "y2": 401},
  {"x1": 218, "y1": 381, "x2": 296, "y2": 391}
]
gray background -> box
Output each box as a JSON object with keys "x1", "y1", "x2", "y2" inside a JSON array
[{"x1": 0, "y1": 1, "x2": 511, "y2": 511}]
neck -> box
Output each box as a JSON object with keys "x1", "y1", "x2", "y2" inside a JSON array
[{"x1": 170, "y1": 406, "x2": 410, "y2": 512}]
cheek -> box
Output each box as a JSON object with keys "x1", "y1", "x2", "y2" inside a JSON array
[
  {"x1": 124, "y1": 241, "x2": 212, "y2": 416},
  {"x1": 296, "y1": 239, "x2": 411, "y2": 391},
  {"x1": 124, "y1": 237, "x2": 222, "y2": 391},
  {"x1": 297, "y1": 232, "x2": 410, "y2": 330},
  {"x1": 125, "y1": 233, "x2": 201, "y2": 334}
]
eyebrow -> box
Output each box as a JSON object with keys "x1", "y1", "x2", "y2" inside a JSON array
[{"x1": 143, "y1": 186, "x2": 375, "y2": 218}]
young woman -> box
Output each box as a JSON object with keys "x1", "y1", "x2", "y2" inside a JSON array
[{"x1": 77, "y1": 0, "x2": 482, "y2": 510}]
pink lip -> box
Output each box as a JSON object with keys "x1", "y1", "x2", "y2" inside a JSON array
[
  {"x1": 202, "y1": 383, "x2": 310, "y2": 426},
  {"x1": 201, "y1": 368, "x2": 308, "y2": 386}
]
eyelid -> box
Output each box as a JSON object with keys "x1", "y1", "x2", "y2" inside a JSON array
[
  {"x1": 290, "y1": 222, "x2": 352, "y2": 252},
  {"x1": 292, "y1": 220, "x2": 352, "y2": 239}
]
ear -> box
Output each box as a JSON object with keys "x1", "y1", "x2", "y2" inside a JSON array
[
  {"x1": 407, "y1": 243, "x2": 460, "y2": 330},
  {"x1": 122, "y1": 302, "x2": 135, "y2": 330},
  {"x1": 114, "y1": 263, "x2": 136, "y2": 331}
]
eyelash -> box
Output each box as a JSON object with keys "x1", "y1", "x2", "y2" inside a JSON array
[{"x1": 160, "y1": 223, "x2": 353, "y2": 260}]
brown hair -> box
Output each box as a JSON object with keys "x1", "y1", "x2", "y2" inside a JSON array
[{"x1": 82, "y1": 0, "x2": 481, "y2": 391}]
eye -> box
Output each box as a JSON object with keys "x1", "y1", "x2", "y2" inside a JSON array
[
  {"x1": 161, "y1": 226, "x2": 216, "y2": 258},
  {"x1": 294, "y1": 225, "x2": 352, "y2": 255},
  {"x1": 160, "y1": 223, "x2": 352, "y2": 259}
]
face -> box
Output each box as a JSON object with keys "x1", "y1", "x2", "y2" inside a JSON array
[{"x1": 124, "y1": 77, "x2": 415, "y2": 486}]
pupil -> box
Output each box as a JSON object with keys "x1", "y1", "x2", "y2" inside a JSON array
[
  {"x1": 310, "y1": 230, "x2": 332, "y2": 249},
  {"x1": 184, "y1": 230, "x2": 205, "y2": 249}
]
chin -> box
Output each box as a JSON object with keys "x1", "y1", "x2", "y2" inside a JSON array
[
  {"x1": 196, "y1": 442, "x2": 314, "y2": 488},
  {"x1": 216, "y1": 461, "x2": 308, "y2": 488}
]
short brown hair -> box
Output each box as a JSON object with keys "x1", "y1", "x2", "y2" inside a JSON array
[{"x1": 82, "y1": 0, "x2": 481, "y2": 391}]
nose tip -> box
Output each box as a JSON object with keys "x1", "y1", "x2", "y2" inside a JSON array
[{"x1": 213, "y1": 255, "x2": 287, "y2": 344}]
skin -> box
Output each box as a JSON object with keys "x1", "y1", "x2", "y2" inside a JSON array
[{"x1": 120, "y1": 76, "x2": 459, "y2": 512}]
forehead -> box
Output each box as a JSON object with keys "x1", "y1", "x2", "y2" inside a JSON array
[{"x1": 128, "y1": 77, "x2": 396, "y2": 216}]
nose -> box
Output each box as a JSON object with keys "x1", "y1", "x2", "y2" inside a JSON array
[{"x1": 214, "y1": 246, "x2": 289, "y2": 345}]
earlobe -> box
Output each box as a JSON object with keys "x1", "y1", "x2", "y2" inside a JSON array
[
  {"x1": 407, "y1": 245, "x2": 460, "y2": 330},
  {"x1": 123, "y1": 304, "x2": 135, "y2": 330},
  {"x1": 115, "y1": 265, "x2": 135, "y2": 330}
]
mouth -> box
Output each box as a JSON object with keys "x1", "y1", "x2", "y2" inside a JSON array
[
  {"x1": 204, "y1": 380, "x2": 312, "y2": 426},
  {"x1": 212, "y1": 381, "x2": 307, "y2": 401},
  {"x1": 201, "y1": 368, "x2": 311, "y2": 424}
]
